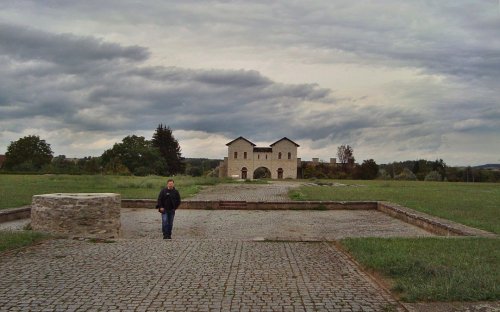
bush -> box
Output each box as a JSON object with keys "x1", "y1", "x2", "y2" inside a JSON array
[
  {"x1": 377, "y1": 169, "x2": 392, "y2": 180},
  {"x1": 425, "y1": 171, "x2": 442, "y2": 181},
  {"x1": 394, "y1": 168, "x2": 417, "y2": 181}
]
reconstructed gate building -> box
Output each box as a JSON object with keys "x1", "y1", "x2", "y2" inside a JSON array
[{"x1": 219, "y1": 137, "x2": 300, "y2": 179}]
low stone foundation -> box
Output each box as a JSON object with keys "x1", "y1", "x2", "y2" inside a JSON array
[
  {"x1": 31, "y1": 193, "x2": 121, "y2": 238},
  {"x1": 0, "y1": 206, "x2": 31, "y2": 223},
  {"x1": 121, "y1": 199, "x2": 377, "y2": 210},
  {"x1": 377, "y1": 201, "x2": 497, "y2": 237},
  {"x1": 4, "y1": 197, "x2": 495, "y2": 238}
]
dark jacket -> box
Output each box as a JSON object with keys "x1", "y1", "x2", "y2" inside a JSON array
[{"x1": 156, "y1": 187, "x2": 181, "y2": 212}]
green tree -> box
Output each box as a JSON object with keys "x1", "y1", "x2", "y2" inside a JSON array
[
  {"x1": 337, "y1": 144, "x2": 355, "y2": 176},
  {"x1": 4, "y1": 135, "x2": 53, "y2": 171},
  {"x1": 151, "y1": 124, "x2": 185, "y2": 175},
  {"x1": 432, "y1": 158, "x2": 447, "y2": 180},
  {"x1": 101, "y1": 135, "x2": 165, "y2": 176},
  {"x1": 77, "y1": 156, "x2": 102, "y2": 174},
  {"x1": 337, "y1": 145, "x2": 354, "y2": 166},
  {"x1": 45, "y1": 155, "x2": 78, "y2": 174},
  {"x1": 358, "y1": 159, "x2": 379, "y2": 179}
]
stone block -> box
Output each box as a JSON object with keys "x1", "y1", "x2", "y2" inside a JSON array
[{"x1": 31, "y1": 193, "x2": 121, "y2": 238}]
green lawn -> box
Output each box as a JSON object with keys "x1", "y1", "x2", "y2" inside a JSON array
[
  {"x1": 0, "y1": 174, "x2": 220, "y2": 209},
  {"x1": 0, "y1": 230, "x2": 51, "y2": 252},
  {"x1": 341, "y1": 237, "x2": 500, "y2": 302},
  {"x1": 290, "y1": 180, "x2": 500, "y2": 234}
]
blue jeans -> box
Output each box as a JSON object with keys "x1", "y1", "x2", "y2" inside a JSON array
[{"x1": 161, "y1": 210, "x2": 175, "y2": 237}]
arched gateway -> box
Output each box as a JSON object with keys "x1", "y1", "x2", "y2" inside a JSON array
[
  {"x1": 254, "y1": 167, "x2": 271, "y2": 179},
  {"x1": 219, "y1": 137, "x2": 300, "y2": 179}
]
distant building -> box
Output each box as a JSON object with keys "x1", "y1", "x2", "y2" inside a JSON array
[
  {"x1": 302, "y1": 157, "x2": 338, "y2": 166},
  {"x1": 219, "y1": 137, "x2": 300, "y2": 179}
]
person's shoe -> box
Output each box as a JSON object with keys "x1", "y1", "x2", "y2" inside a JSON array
[{"x1": 164, "y1": 235, "x2": 171, "y2": 239}]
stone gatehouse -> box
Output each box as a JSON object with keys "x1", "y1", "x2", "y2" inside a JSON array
[{"x1": 219, "y1": 137, "x2": 300, "y2": 179}]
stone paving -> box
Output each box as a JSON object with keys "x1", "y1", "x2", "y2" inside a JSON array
[
  {"x1": 0, "y1": 239, "x2": 403, "y2": 311},
  {"x1": 186, "y1": 181, "x2": 301, "y2": 202},
  {"x1": 121, "y1": 209, "x2": 433, "y2": 240}
]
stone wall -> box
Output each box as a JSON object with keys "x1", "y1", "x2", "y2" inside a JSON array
[
  {"x1": 31, "y1": 193, "x2": 121, "y2": 238},
  {"x1": 122, "y1": 199, "x2": 377, "y2": 210}
]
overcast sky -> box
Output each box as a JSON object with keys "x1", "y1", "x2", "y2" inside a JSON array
[{"x1": 1, "y1": 1, "x2": 499, "y2": 166}]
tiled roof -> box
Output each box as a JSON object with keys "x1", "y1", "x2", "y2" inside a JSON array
[
  {"x1": 226, "y1": 136, "x2": 256, "y2": 146},
  {"x1": 270, "y1": 137, "x2": 300, "y2": 147}
]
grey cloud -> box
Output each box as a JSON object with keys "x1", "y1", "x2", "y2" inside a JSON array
[
  {"x1": 0, "y1": 23, "x2": 149, "y2": 66},
  {"x1": 4, "y1": 1, "x2": 498, "y2": 84},
  {"x1": 1, "y1": 2, "x2": 499, "y2": 164},
  {"x1": 151, "y1": 1, "x2": 500, "y2": 84},
  {"x1": 0, "y1": 25, "x2": 339, "y2": 139},
  {"x1": 195, "y1": 70, "x2": 272, "y2": 88}
]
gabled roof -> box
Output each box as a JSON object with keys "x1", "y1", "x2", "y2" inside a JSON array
[
  {"x1": 270, "y1": 137, "x2": 300, "y2": 147},
  {"x1": 226, "y1": 136, "x2": 256, "y2": 146}
]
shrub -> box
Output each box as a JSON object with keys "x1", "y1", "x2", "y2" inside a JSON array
[
  {"x1": 377, "y1": 169, "x2": 392, "y2": 180},
  {"x1": 394, "y1": 168, "x2": 417, "y2": 181},
  {"x1": 425, "y1": 171, "x2": 442, "y2": 181}
]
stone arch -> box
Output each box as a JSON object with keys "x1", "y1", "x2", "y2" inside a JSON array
[{"x1": 253, "y1": 167, "x2": 271, "y2": 179}]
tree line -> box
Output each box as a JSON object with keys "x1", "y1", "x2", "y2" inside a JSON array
[
  {"x1": 2, "y1": 135, "x2": 499, "y2": 182},
  {"x1": 300, "y1": 145, "x2": 500, "y2": 182},
  {"x1": 1, "y1": 124, "x2": 185, "y2": 176}
]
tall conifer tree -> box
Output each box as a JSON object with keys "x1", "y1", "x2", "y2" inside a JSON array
[{"x1": 152, "y1": 124, "x2": 185, "y2": 175}]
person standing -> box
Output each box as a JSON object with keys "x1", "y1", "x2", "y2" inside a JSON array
[{"x1": 156, "y1": 179, "x2": 181, "y2": 239}]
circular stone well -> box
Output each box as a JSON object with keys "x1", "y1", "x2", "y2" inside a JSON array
[{"x1": 31, "y1": 193, "x2": 121, "y2": 238}]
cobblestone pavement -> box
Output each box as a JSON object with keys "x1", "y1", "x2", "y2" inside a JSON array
[
  {"x1": 121, "y1": 209, "x2": 433, "y2": 240},
  {"x1": 0, "y1": 239, "x2": 404, "y2": 311},
  {"x1": 186, "y1": 181, "x2": 301, "y2": 202}
]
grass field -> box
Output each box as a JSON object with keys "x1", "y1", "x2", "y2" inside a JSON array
[
  {"x1": 290, "y1": 180, "x2": 500, "y2": 234},
  {"x1": 0, "y1": 230, "x2": 51, "y2": 252},
  {"x1": 341, "y1": 237, "x2": 500, "y2": 302},
  {"x1": 0, "y1": 174, "x2": 221, "y2": 209}
]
